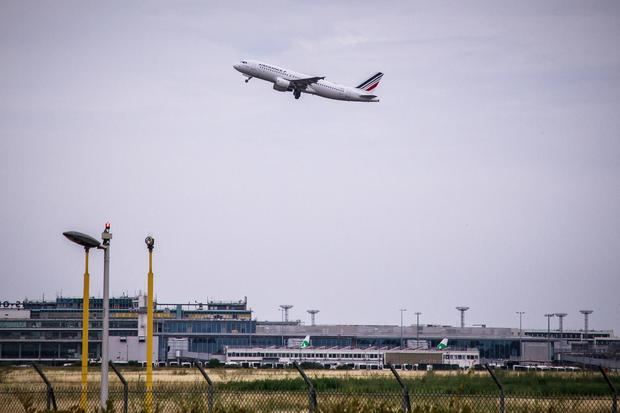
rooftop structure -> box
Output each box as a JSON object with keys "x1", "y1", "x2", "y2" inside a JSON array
[
  {"x1": 580, "y1": 310, "x2": 593, "y2": 342},
  {"x1": 555, "y1": 313, "x2": 568, "y2": 343},
  {"x1": 279, "y1": 305, "x2": 293, "y2": 323},
  {"x1": 456, "y1": 307, "x2": 470, "y2": 328},
  {"x1": 307, "y1": 310, "x2": 319, "y2": 326}
]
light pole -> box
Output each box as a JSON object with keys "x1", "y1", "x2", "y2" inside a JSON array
[
  {"x1": 278, "y1": 308, "x2": 284, "y2": 346},
  {"x1": 63, "y1": 231, "x2": 101, "y2": 411},
  {"x1": 544, "y1": 313, "x2": 555, "y2": 361},
  {"x1": 516, "y1": 311, "x2": 525, "y2": 360},
  {"x1": 400, "y1": 309, "x2": 407, "y2": 348},
  {"x1": 145, "y1": 236, "x2": 155, "y2": 412},
  {"x1": 516, "y1": 312, "x2": 525, "y2": 337},
  {"x1": 100, "y1": 223, "x2": 112, "y2": 409},
  {"x1": 415, "y1": 312, "x2": 422, "y2": 346}
]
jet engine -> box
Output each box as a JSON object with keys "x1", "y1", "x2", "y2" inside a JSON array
[{"x1": 273, "y1": 77, "x2": 291, "y2": 92}]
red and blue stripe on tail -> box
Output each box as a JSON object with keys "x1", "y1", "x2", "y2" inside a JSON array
[{"x1": 356, "y1": 72, "x2": 383, "y2": 91}]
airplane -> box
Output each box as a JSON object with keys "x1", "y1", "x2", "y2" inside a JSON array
[
  {"x1": 437, "y1": 338, "x2": 449, "y2": 350},
  {"x1": 233, "y1": 60, "x2": 383, "y2": 102}
]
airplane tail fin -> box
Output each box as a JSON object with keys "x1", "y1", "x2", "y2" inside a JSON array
[
  {"x1": 437, "y1": 338, "x2": 448, "y2": 350},
  {"x1": 356, "y1": 72, "x2": 383, "y2": 91},
  {"x1": 301, "y1": 335, "x2": 310, "y2": 349}
]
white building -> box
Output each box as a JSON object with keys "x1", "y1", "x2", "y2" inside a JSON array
[
  {"x1": 108, "y1": 336, "x2": 158, "y2": 364},
  {"x1": 224, "y1": 346, "x2": 480, "y2": 369},
  {"x1": 441, "y1": 350, "x2": 480, "y2": 369}
]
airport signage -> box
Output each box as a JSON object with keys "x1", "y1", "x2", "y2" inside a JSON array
[{"x1": 1, "y1": 301, "x2": 23, "y2": 308}]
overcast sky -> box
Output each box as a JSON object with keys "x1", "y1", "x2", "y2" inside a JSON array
[{"x1": 1, "y1": 1, "x2": 619, "y2": 333}]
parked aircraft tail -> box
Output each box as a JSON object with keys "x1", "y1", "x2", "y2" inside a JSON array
[{"x1": 301, "y1": 335, "x2": 310, "y2": 349}]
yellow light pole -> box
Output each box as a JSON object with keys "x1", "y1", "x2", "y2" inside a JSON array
[
  {"x1": 81, "y1": 250, "x2": 90, "y2": 410},
  {"x1": 145, "y1": 236, "x2": 155, "y2": 412},
  {"x1": 63, "y1": 231, "x2": 101, "y2": 411}
]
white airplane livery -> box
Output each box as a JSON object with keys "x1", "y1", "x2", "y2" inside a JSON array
[{"x1": 233, "y1": 60, "x2": 383, "y2": 102}]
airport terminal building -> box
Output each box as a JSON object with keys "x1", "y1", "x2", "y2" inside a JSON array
[{"x1": 0, "y1": 296, "x2": 616, "y2": 366}]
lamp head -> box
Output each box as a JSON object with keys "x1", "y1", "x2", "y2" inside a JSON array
[
  {"x1": 145, "y1": 236, "x2": 155, "y2": 251},
  {"x1": 63, "y1": 231, "x2": 101, "y2": 251}
]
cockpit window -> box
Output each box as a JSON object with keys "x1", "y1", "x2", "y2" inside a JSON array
[{"x1": 241, "y1": 61, "x2": 247, "y2": 64}]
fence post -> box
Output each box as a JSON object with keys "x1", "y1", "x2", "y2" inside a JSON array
[
  {"x1": 293, "y1": 361, "x2": 317, "y2": 413},
  {"x1": 196, "y1": 362, "x2": 214, "y2": 412},
  {"x1": 32, "y1": 363, "x2": 57, "y2": 411},
  {"x1": 485, "y1": 364, "x2": 505, "y2": 413},
  {"x1": 110, "y1": 361, "x2": 128, "y2": 413},
  {"x1": 389, "y1": 364, "x2": 411, "y2": 413},
  {"x1": 599, "y1": 366, "x2": 618, "y2": 413}
]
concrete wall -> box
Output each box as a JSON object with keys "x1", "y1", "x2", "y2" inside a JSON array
[
  {"x1": 522, "y1": 342, "x2": 550, "y2": 362},
  {"x1": 109, "y1": 336, "x2": 159, "y2": 362}
]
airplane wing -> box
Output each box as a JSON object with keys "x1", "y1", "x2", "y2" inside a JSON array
[{"x1": 290, "y1": 76, "x2": 325, "y2": 89}]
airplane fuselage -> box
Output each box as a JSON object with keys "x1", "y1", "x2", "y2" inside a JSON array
[{"x1": 233, "y1": 60, "x2": 380, "y2": 102}]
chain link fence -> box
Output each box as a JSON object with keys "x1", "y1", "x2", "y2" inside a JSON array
[
  {"x1": 0, "y1": 363, "x2": 617, "y2": 413},
  {"x1": 1, "y1": 383, "x2": 617, "y2": 413}
]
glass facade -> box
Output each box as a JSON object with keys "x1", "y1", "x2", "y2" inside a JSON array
[
  {"x1": 426, "y1": 339, "x2": 520, "y2": 359},
  {"x1": 0, "y1": 297, "x2": 254, "y2": 361},
  {"x1": 161, "y1": 320, "x2": 254, "y2": 334}
]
